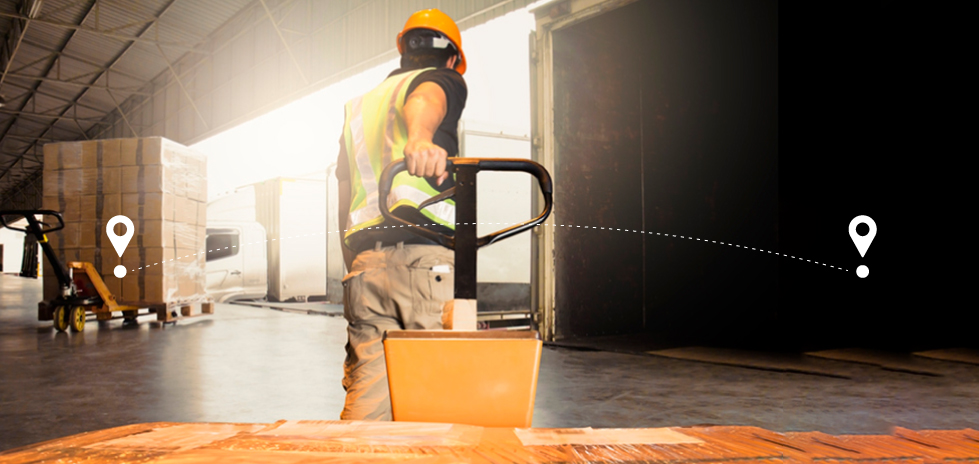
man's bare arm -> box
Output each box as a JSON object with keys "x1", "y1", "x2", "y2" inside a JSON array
[{"x1": 403, "y1": 82, "x2": 450, "y2": 186}]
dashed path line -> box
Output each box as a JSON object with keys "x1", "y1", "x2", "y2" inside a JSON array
[{"x1": 131, "y1": 223, "x2": 847, "y2": 272}]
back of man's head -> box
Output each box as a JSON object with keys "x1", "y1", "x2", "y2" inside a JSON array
[{"x1": 399, "y1": 28, "x2": 459, "y2": 71}]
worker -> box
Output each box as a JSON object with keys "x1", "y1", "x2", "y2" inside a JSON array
[{"x1": 334, "y1": 9, "x2": 468, "y2": 421}]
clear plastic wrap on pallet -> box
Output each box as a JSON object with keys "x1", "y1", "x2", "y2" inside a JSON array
[{"x1": 41, "y1": 137, "x2": 207, "y2": 307}]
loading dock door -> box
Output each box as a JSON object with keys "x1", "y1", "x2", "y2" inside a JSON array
[{"x1": 537, "y1": 0, "x2": 779, "y2": 345}]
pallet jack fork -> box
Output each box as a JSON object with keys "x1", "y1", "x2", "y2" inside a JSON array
[
  {"x1": 376, "y1": 158, "x2": 554, "y2": 427},
  {"x1": 1, "y1": 210, "x2": 164, "y2": 332}
]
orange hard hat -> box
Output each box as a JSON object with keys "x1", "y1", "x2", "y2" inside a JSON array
[{"x1": 397, "y1": 9, "x2": 467, "y2": 75}]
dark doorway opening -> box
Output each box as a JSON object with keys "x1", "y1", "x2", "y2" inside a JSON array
[{"x1": 551, "y1": 0, "x2": 780, "y2": 349}]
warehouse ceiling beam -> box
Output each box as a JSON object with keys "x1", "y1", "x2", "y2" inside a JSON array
[
  {"x1": 1, "y1": 79, "x2": 109, "y2": 114},
  {"x1": 0, "y1": 108, "x2": 113, "y2": 123},
  {"x1": 0, "y1": 108, "x2": 108, "y2": 125},
  {"x1": 91, "y1": 0, "x2": 303, "y2": 140},
  {"x1": 20, "y1": 38, "x2": 148, "y2": 83},
  {"x1": 0, "y1": 168, "x2": 42, "y2": 210},
  {"x1": 34, "y1": 0, "x2": 86, "y2": 22},
  {"x1": 0, "y1": 156, "x2": 31, "y2": 197},
  {"x1": 154, "y1": 42, "x2": 207, "y2": 129},
  {"x1": 1, "y1": 149, "x2": 39, "y2": 159},
  {"x1": 3, "y1": 72, "x2": 151, "y2": 94},
  {"x1": 0, "y1": 0, "x2": 97, "y2": 178},
  {"x1": 105, "y1": 89, "x2": 136, "y2": 137},
  {"x1": 1, "y1": 0, "x2": 43, "y2": 89},
  {"x1": 1, "y1": 0, "x2": 182, "y2": 189},
  {"x1": 8, "y1": 44, "x2": 56, "y2": 79},
  {"x1": 258, "y1": 0, "x2": 308, "y2": 85},
  {"x1": 0, "y1": 10, "x2": 210, "y2": 55},
  {"x1": 4, "y1": 133, "x2": 60, "y2": 142}
]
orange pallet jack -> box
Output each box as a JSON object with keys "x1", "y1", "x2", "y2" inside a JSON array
[
  {"x1": 0, "y1": 210, "x2": 211, "y2": 332},
  {"x1": 377, "y1": 158, "x2": 553, "y2": 427}
]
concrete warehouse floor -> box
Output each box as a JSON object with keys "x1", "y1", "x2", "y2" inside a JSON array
[{"x1": 2, "y1": 274, "x2": 978, "y2": 451}]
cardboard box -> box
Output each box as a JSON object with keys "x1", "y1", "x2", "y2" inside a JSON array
[
  {"x1": 80, "y1": 196, "x2": 96, "y2": 221},
  {"x1": 41, "y1": 194, "x2": 80, "y2": 223},
  {"x1": 61, "y1": 223, "x2": 81, "y2": 248},
  {"x1": 78, "y1": 221, "x2": 99, "y2": 248},
  {"x1": 122, "y1": 247, "x2": 172, "y2": 276},
  {"x1": 176, "y1": 197, "x2": 197, "y2": 225},
  {"x1": 123, "y1": 276, "x2": 165, "y2": 304},
  {"x1": 43, "y1": 144, "x2": 60, "y2": 171},
  {"x1": 81, "y1": 141, "x2": 99, "y2": 169},
  {"x1": 43, "y1": 142, "x2": 84, "y2": 170},
  {"x1": 100, "y1": 252, "x2": 122, "y2": 277},
  {"x1": 77, "y1": 195, "x2": 122, "y2": 247},
  {"x1": 121, "y1": 165, "x2": 163, "y2": 193},
  {"x1": 172, "y1": 222, "x2": 200, "y2": 249},
  {"x1": 103, "y1": 277, "x2": 122, "y2": 300},
  {"x1": 77, "y1": 249, "x2": 96, "y2": 268},
  {"x1": 101, "y1": 139, "x2": 121, "y2": 168},
  {"x1": 120, "y1": 137, "x2": 163, "y2": 166},
  {"x1": 122, "y1": 192, "x2": 163, "y2": 221},
  {"x1": 197, "y1": 201, "x2": 207, "y2": 226},
  {"x1": 81, "y1": 168, "x2": 98, "y2": 195},
  {"x1": 43, "y1": 169, "x2": 83, "y2": 197},
  {"x1": 42, "y1": 137, "x2": 206, "y2": 307},
  {"x1": 178, "y1": 274, "x2": 200, "y2": 299},
  {"x1": 104, "y1": 194, "x2": 123, "y2": 222},
  {"x1": 139, "y1": 220, "x2": 165, "y2": 248},
  {"x1": 122, "y1": 193, "x2": 177, "y2": 222},
  {"x1": 102, "y1": 167, "x2": 122, "y2": 194}
]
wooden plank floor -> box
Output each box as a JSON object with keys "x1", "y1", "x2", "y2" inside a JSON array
[{"x1": 1, "y1": 421, "x2": 976, "y2": 463}]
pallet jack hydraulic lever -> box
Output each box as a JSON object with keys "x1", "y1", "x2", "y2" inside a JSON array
[{"x1": 378, "y1": 157, "x2": 553, "y2": 329}]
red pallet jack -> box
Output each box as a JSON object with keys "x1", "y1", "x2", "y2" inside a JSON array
[{"x1": 377, "y1": 157, "x2": 553, "y2": 427}]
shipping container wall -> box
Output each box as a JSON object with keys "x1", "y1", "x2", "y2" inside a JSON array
[
  {"x1": 326, "y1": 168, "x2": 344, "y2": 303},
  {"x1": 0, "y1": 227, "x2": 26, "y2": 274},
  {"x1": 207, "y1": 186, "x2": 257, "y2": 222},
  {"x1": 540, "y1": 0, "x2": 779, "y2": 344},
  {"x1": 255, "y1": 178, "x2": 328, "y2": 302},
  {"x1": 461, "y1": 124, "x2": 534, "y2": 314}
]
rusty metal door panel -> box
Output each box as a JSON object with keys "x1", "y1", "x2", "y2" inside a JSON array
[{"x1": 552, "y1": 14, "x2": 645, "y2": 339}]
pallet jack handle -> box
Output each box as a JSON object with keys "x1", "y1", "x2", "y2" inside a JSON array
[
  {"x1": 0, "y1": 210, "x2": 72, "y2": 291},
  {"x1": 378, "y1": 157, "x2": 553, "y2": 300}
]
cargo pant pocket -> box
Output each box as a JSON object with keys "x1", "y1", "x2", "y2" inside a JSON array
[
  {"x1": 407, "y1": 259, "x2": 454, "y2": 328},
  {"x1": 341, "y1": 270, "x2": 364, "y2": 322}
]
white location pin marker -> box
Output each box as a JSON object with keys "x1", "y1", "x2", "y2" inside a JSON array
[
  {"x1": 106, "y1": 215, "x2": 134, "y2": 278},
  {"x1": 849, "y1": 215, "x2": 876, "y2": 278}
]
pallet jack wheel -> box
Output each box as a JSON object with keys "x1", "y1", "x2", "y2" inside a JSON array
[
  {"x1": 52, "y1": 306, "x2": 69, "y2": 332},
  {"x1": 69, "y1": 306, "x2": 86, "y2": 333},
  {"x1": 122, "y1": 310, "x2": 138, "y2": 326}
]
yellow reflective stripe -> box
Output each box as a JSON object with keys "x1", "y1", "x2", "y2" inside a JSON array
[
  {"x1": 350, "y1": 96, "x2": 380, "y2": 221},
  {"x1": 40, "y1": 234, "x2": 48, "y2": 243},
  {"x1": 391, "y1": 184, "x2": 455, "y2": 225},
  {"x1": 347, "y1": 184, "x2": 455, "y2": 228}
]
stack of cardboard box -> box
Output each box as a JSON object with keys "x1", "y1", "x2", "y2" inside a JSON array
[{"x1": 42, "y1": 137, "x2": 207, "y2": 307}]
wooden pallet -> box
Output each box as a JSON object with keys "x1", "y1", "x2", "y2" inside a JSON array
[{"x1": 150, "y1": 300, "x2": 215, "y2": 323}]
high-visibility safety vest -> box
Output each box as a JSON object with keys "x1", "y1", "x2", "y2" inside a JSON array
[{"x1": 342, "y1": 67, "x2": 456, "y2": 248}]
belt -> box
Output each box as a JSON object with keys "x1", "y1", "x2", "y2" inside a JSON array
[{"x1": 348, "y1": 229, "x2": 444, "y2": 255}]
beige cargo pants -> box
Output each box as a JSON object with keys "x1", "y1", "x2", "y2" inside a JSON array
[{"x1": 340, "y1": 242, "x2": 454, "y2": 421}]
